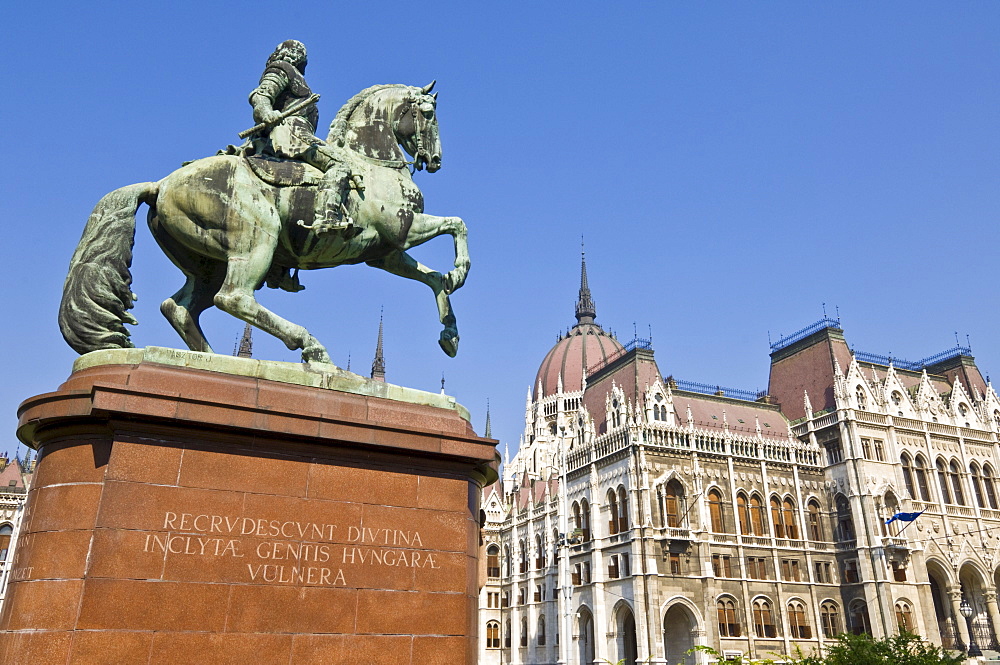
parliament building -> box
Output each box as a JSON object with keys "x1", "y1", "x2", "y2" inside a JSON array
[{"x1": 478, "y1": 256, "x2": 1000, "y2": 664}]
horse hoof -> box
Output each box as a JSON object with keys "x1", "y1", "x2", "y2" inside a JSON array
[
  {"x1": 444, "y1": 270, "x2": 466, "y2": 295},
  {"x1": 438, "y1": 332, "x2": 459, "y2": 358},
  {"x1": 302, "y1": 346, "x2": 333, "y2": 364}
]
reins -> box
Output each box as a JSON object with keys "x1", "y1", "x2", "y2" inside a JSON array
[{"x1": 340, "y1": 89, "x2": 430, "y2": 175}]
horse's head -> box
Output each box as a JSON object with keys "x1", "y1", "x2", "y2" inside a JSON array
[
  {"x1": 395, "y1": 81, "x2": 441, "y2": 172},
  {"x1": 327, "y1": 83, "x2": 442, "y2": 173}
]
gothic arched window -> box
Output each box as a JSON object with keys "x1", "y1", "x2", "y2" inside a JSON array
[
  {"x1": 708, "y1": 489, "x2": 725, "y2": 533},
  {"x1": 770, "y1": 497, "x2": 784, "y2": 538},
  {"x1": 971, "y1": 463, "x2": 986, "y2": 508},
  {"x1": 616, "y1": 486, "x2": 629, "y2": 533},
  {"x1": 936, "y1": 458, "x2": 952, "y2": 504},
  {"x1": 807, "y1": 500, "x2": 823, "y2": 541},
  {"x1": 894, "y1": 601, "x2": 914, "y2": 632},
  {"x1": 782, "y1": 498, "x2": 799, "y2": 539},
  {"x1": 486, "y1": 621, "x2": 501, "y2": 649},
  {"x1": 914, "y1": 456, "x2": 931, "y2": 501},
  {"x1": 949, "y1": 459, "x2": 966, "y2": 505},
  {"x1": 753, "y1": 598, "x2": 777, "y2": 638},
  {"x1": 901, "y1": 454, "x2": 916, "y2": 499},
  {"x1": 984, "y1": 465, "x2": 999, "y2": 509},
  {"x1": 665, "y1": 480, "x2": 683, "y2": 528},
  {"x1": 788, "y1": 601, "x2": 811, "y2": 639},
  {"x1": 737, "y1": 493, "x2": 751, "y2": 535},
  {"x1": 750, "y1": 494, "x2": 767, "y2": 535},
  {"x1": 820, "y1": 601, "x2": 841, "y2": 638},
  {"x1": 717, "y1": 597, "x2": 741, "y2": 637},
  {"x1": 607, "y1": 490, "x2": 619, "y2": 535}
]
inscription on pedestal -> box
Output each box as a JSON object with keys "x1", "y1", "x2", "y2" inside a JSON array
[{"x1": 130, "y1": 511, "x2": 440, "y2": 587}]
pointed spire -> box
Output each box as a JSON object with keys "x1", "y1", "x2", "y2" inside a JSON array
[
  {"x1": 234, "y1": 323, "x2": 253, "y2": 358},
  {"x1": 371, "y1": 309, "x2": 385, "y2": 382},
  {"x1": 575, "y1": 239, "x2": 596, "y2": 325},
  {"x1": 485, "y1": 399, "x2": 493, "y2": 438}
]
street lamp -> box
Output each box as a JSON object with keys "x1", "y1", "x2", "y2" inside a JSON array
[
  {"x1": 960, "y1": 598, "x2": 982, "y2": 658},
  {"x1": 555, "y1": 427, "x2": 572, "y2": 665}
]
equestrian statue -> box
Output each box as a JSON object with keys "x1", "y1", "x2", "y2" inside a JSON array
[{"x1": 59, "y1": 40, "x2": 469, "y2": 365}]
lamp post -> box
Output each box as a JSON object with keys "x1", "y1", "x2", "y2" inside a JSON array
[
  {"x1": 556, "y1": 426, "x2": 573, "y2": 665},
  {"x1": 961, "y1": 598, "x2": 982, "y2": 658}
]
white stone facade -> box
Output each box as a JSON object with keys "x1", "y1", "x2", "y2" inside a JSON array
[{"x1": 478, "y1": 314, "x2": 1000, "y2": 665}]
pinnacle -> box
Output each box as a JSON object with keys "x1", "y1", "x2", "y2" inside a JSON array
[
  {"x1": 575, "y1": 243, "x2": 596, "y2": 325},
  {"x1": 371, "y1": 310, "x2": 385, "y2": 382}
]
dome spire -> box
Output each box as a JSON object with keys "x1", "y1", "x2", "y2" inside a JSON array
[{"x1": 575, "y1": 238, "x2": 596, "y2": 325}]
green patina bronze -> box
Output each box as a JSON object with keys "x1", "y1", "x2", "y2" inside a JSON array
[{"x1": 59, "y1": 41, "x2": 468, "y2": 365}]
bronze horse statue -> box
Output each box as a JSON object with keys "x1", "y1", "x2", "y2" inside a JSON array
[{"x1": 59, "y1": 83, "x2": 469, "y2": 364}]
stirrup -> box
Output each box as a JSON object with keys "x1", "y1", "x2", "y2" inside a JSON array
[{"x1": 297, "y1": 204, "x2": 354, "y2": 234}]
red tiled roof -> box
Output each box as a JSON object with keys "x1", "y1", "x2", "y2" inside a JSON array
[{"x1": 0, "y1": 459, "x2": 25, "y2": 490}]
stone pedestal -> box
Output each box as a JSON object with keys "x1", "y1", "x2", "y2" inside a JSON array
[{"x1": 0, "y1": 349, "x2": 497, "y2": 665}]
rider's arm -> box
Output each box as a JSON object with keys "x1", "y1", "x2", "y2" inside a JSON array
[{"x1": 249, "y1": 70, "x2": 289, "y2": 124}]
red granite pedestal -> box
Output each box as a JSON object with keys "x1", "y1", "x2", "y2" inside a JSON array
[{"x1": 0, "y1": 357, "x2": 497, "y2": 665}]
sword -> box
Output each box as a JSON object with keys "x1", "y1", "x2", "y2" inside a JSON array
[{"x1": 238, "y1": 93, "x2": 320, "y2": 139}]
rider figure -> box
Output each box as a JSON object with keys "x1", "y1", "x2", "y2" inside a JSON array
[{"x1": 249, "y1": 40, "x2": 361, "y2": 291}]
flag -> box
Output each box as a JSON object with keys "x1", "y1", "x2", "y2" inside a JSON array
[{"x1": 884, "y1": 510, "x2": 925, "y2": 525}]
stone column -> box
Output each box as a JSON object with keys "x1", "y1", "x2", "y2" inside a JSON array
[
  {"x1": 983, "y1": 590, "x2": 1000, "y2": 647},
  {"x1": 948, "y1": 585, "x2": 971, "y2": 648}
]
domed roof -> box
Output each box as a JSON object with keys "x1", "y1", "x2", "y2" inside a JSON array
[
  {"x1": 534, "y1": 251, "x2": 624, "y2": 398},
  {"x1": 535, "y1": 323, "x2": 623, "y2": 397}
]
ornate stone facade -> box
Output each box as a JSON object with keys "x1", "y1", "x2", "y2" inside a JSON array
[
  {"x1": 0, "y1": 454, "x2": 33, "y2": 614},
  {"x1": 478, "y1": 265, "x2": 1000, "y2": 664}
]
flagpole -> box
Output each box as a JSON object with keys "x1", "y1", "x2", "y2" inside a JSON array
[{"x1": 885, "y1": 510, "x2": 924, "y2": 537}]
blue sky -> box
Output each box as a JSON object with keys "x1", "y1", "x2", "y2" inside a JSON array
[{"x1": 3, "y1": 3, "x2": 999, "y2": 457}]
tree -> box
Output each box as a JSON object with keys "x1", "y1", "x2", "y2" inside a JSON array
[
  {"x1": 794, "y1": 632, "x2": 962, "y2": 665},
  {"x1": 687, "y1": 633, "x2": 961, "y2": 665}
]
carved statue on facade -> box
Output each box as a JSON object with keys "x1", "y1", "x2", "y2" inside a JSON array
[{"x1": 59, "y1": 42, "x2": 468, "y2": 364}]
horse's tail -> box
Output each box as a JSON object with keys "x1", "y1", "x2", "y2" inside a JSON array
[{"x1": 58, "y1": 182, "x2": 159, "y2": 355}]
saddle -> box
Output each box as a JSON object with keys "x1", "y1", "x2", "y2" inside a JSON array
[{"x1": 244, "y1": 155, "x2": 323, "y2": 188}]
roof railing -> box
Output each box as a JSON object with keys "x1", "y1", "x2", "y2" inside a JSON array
[
  {"x1": 770, "y1": 317, "x2": 842, "y2": 352},
  {"x1": 853, "y1": 345, "x2": 972, "y2": 372},
  {"x1": 586, "y1": 337, "x2": 652, "y2": 376},
  {"x1": 672, "y1": 379, "x2": 766, "y2": 403}
]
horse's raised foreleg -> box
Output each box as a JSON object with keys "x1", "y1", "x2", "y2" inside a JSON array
[
  {"x1": 214, "y1": 247, "x2": 332, "y2": 364},
  {"x1": 367, "y1": 250, "x2": 459, "y2": 357},
  {"x1": 401, "y1": 213, "x2": 470, "y2": 295}
]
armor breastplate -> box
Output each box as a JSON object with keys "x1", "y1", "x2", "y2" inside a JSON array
[{"x1": 265, "y1": 61, "x2": 319, "y2": 132}]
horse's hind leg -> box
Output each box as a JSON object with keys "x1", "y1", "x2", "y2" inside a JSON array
[
  {"x1": 160, "y1": 267, "x2": 224, "y2": 353},
  {"x1": 367, "y1": 250, "x2": 459, "y2": 357},
  {"x1": 213, "y1": 247, "x2": 332, "y2": 364}
]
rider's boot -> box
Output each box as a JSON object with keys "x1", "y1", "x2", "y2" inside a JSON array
[{"x1": 313, "y1": 165, "x2": 356, "y2": 232}]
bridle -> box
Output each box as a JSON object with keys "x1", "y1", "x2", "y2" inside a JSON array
[
  {"x1": 403, "y1": 92, "x2": 435, "y2": 174},
  {"x1": 339, "y1": 88, "x2": 437, "y2": 174}
]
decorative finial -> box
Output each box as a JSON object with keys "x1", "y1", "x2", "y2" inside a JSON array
[
  {"x1": 441, "y1": 373, "x2": 446, "y2": 394},
  {"x1": 575, "y1": 239, "x2": 596, "y2": 325},
  {"x1": 371, "y1": 308, "x2": 385, "y2": 382},
  {"x1": 346, "y1": 352, "x2": 351, "y2": 372},
  {"x1": 234, "y1": 323, "x2": 253, "y2": 358}
]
